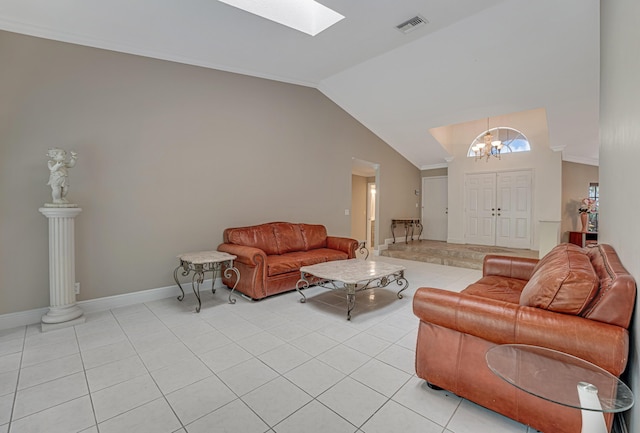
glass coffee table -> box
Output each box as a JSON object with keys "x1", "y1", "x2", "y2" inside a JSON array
[
  {"x1": 295, "y1": 259, "x2": 408, "y2": 320},
  {"x1": 486, "y1": 344, "x2": 634, "y2": 433}
]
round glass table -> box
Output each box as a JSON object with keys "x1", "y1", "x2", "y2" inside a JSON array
[{"x1": 486, "y1": 344, "x2": 634, "y2": 433}]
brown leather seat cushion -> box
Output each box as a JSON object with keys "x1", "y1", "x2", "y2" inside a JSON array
[
  {"x1": 266, "y1": 249, "x2": 349, "y2": 277},
  {"x1": 266, "y1": 251, "x2": 324, "y2": 276},
  {"x1": 520, "y1": 244, "x2": 599, "y2": 315},
  {"x1": 463, "y1": 275, "x2": 527, "y2": 304}
]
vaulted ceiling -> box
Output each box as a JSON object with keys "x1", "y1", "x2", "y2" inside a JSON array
[{"x1": 0, "y1": 0, "x2": 599, "y2": 168}]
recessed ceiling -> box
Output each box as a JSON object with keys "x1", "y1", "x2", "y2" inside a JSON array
[{"x1": 0, "y1": 0, "x2": 600, "y2": 167}]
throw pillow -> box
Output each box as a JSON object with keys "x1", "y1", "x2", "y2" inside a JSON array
[{"x1": 520, "y1": 244, "x2": 600, "y2": 315}]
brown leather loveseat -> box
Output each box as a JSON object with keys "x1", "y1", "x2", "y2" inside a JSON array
[
  {"x1": 218, "y1": 222, "x2": 358, "y2": 300},
  {"x1": 413, "y1": 243, "x2": 636, "y2": 433}
]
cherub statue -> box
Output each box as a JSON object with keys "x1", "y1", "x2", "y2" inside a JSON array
[{"x1": 47, "y1": 148, "x2": 77, "y2": 204}]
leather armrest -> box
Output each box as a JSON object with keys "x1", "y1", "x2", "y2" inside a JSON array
[
  {"x1": 326, "y1": 236, "x2": 359, "y2": 258},
  {"x1": 483, "y1": 255, "x2": 538, "y2": 280},
  {"x1": 413, "y1": 287, "x2": 629, "y2": 375},
  {"x1": 217, "y1": 243, "x2": 267, "y2": 266}
]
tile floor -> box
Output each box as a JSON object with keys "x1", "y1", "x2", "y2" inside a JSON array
[{"x1": 0, "y1": 257, "x2": 540, "y2": 433}]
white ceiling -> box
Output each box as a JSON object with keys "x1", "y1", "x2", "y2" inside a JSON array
[{"x1": 0, "y1": 0, "x2": 600, "y2": 168}]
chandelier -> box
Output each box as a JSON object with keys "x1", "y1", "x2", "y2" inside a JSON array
[{"x1": 471, "y1": 118, "x2": 503, "y2": 162}]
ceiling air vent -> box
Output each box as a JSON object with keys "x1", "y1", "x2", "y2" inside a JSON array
[{"x1": 396, "y1": 15, "x2": 428, "y2": 34}]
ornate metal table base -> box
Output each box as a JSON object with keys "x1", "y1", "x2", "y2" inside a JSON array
[
  {"x1": 391, "y1": 218, "x2": 422, "y2": 243},
  {"x1": 295, "y1": 259, "x2": 408, "y2": 320},
  {"x1": 357, "y1": 241, "x2": 369, "y2": 260},
  {"x1": 173, "y1": 251, "x2": 240, "y2": 313}
]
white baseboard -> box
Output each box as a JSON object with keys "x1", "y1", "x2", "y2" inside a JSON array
[
  {"x1": 0, "y1": 308, "x2": 50, "y2": 332},
  {"x1": 0, "y1": 278, "x2": 222, "y2": 331},
  {"x1": 377, "y1": 238, "x2": 394, "y2": 252}
]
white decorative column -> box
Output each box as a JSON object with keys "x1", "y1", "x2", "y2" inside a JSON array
[{"x1": 38, "y1": 207, "x2": 85, "y2": 331}]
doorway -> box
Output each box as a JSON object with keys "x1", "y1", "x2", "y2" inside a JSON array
[
  {"x1": 465, "y1": 170, "x2": 532, "y2": 248},
  {"x1": 351, "y1": 158, "x2": 379, "y2": 251},
  {"x1": 367, "y1": 182, "x2": 376, "y2": 249}
]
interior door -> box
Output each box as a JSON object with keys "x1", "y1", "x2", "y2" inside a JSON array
[
  {"x1": 495, "y1": 171, "x2": 532, "y2": 248},
  {"x1": 421, "y1": 176, "x2": 448, "y2": 241},
  {"x1": 465, "y1": 173, "x2": 497, "y2": 246}
]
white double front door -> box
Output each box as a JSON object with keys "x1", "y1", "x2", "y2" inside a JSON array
[{"x1": 465, "y1": 170, "x2": 532, "y2": 248}]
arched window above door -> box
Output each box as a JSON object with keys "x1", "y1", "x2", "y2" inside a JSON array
[{"x1": 467, "y1": 127, "x2": 531, "y2": 157}]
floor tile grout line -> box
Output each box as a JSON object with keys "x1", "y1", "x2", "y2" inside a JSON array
[
  {"x1": 6, "y1": 325, "x2": 27, "y2": 432},
  {"x1": 441, "y1": 397, "x2": 465, "y2": 432},
  {"x1": 385, "y1": 373, "x2": 459, "y2": 431},
  {"x1": 270, "y1": 397, "x2": 359, "y2": 432},
  {"x1": 74, "y1": 322, "x2": 101, "y2": 433}
]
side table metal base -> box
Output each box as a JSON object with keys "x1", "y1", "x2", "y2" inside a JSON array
[{"x1": 173, "y1": 251, "x2": 240, "y2": 312}]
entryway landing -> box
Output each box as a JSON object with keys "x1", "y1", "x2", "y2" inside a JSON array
[{"x1": 379, "y1": 239, "x2": 539, "y2": 270}]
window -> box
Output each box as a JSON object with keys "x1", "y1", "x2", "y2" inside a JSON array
[
  {"x1": 588, "y1": 182, "x2": 599, "y2": 232},
  {"x1": 467, "y1": 127, "x2": 531, "y2": 157}
]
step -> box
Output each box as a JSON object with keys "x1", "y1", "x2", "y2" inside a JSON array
[
  {"x1": 379, "y1": 249, "x2": 483, "y2": 270},
  {"x1": 379, "y1": 240, "x2": 538, "y2": 270}
]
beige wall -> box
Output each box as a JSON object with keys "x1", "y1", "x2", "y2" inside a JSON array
[
  {"x1": 561, "y1": 161, "x2": 598, "y2": 241},
  {"x1": 445, "y1": 108, "x2": 562, "y2": 249},
  {"x1": 350, "y1": 175, "x2": 367, "y2": 241},
  {"x1": 601, "y1": 1, "x2": 640, "y2": 429},
  {"x1": 0, "y1": 31, "x2": 421, "y2": 315}
]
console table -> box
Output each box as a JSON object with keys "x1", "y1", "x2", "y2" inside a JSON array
[
  {"x1": 173, "y1": 251, "x2": 240, "y2": 312},
  {"x1": 569, "y1": 231, "x2": 598, "y2": 248},
  {"x1": 390, "y1": 218, "x2": 422, "y2": 243},
  {"x1": 486, "y1": 344, "x2": 634, "y2": 433}
]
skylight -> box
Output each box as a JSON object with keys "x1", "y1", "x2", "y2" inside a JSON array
[{"x1": 218, "y1": 0, "x2": 344, "y2": 36}]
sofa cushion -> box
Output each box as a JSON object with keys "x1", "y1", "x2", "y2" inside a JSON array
[
  {"x1": 519, "y1": 243, "x2": 600, "y2": 315},
  {"x1": 225, "y1": 223, "x2": 279, "y2": 256},
  {"x1": 300, "y1": 224, "x2": 328, "y2": 250},
  {"x1": 266, "y1": 251, "x2": 328, "y2": 276},
  {"x1": 272, "y1": 223, "x2": 306, "y2": 255},
  {"x1": 314, "y1": 248, "x2": 349, "y2": 262},
  {"x1": 463, "y1": 275, "x2": 527, "y2": 304}
]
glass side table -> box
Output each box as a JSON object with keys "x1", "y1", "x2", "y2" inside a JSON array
[{"x1": 486, "y1": 344, "x2": 634, "y2": 433}]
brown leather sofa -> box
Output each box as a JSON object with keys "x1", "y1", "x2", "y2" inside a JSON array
[
  {"x1": 413, "y1": 243, "x2": 636, "y2": 433},
  {"x1": 217, "y1": 222, "x2": 358, "y2": 300}
]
